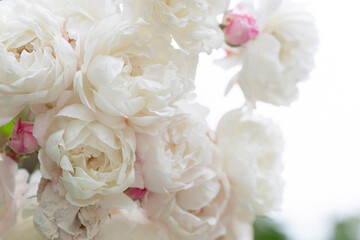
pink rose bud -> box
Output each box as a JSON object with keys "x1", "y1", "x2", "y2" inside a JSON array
[
  {"x1": 8, "y1": 118, "x2": 39, "y2": 154},
  {"x1": 125, "y1": 188, "x2": 148, "y2": 200},
  {"x1": 222, "y1": 5, "x2": 259, "y2": 46}
]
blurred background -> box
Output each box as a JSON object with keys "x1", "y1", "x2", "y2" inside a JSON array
[{"x1": 195, "y1": 0, "x2": 360, "y2": 239}]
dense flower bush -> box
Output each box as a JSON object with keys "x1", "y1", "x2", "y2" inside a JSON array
[{"x1": 0, "y1": 0, "x2": 317, "y2": 239}]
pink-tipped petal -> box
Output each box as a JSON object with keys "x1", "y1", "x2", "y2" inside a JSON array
[{"x1": 125, "y1": 188, "x2": 148, "y2": 200}]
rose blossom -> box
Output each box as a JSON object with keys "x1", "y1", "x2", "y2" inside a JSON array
[
  {"x1": 145, "y1": 174, "x2": 231, "y2": 240},
  {"x1": 216, "y1": 108, "x2": 284, "y2": 220},
  {"x1": 0, "y1": 154, "x2": 29, "y2": 235},
  {"x1": 134, "y1": 112, "x2": 230, "y2": 239},
  {"x1": 222, "y1": 5, "x2": 259, "y2": 46},
  {"x1": 74, "y1": 14, "x2": 198, "y2": 133},
  {"x1": 27, "y1": 0, "x2": 120, "y2": 62},
  {"x1": 135, "y1": 114, "x2": 219, "y2": 194},
  {"x1": 126, "y1": 0, "x2": 230, "y2": 53},
  {"x1": 222, "y1": 0, "x2": 318, "y2": 106},
  {"x1": 34, "y1": 178, "x2": 109, "y2": 240},
  {"x1": 0, "y1": 0, "x2": 77, "y2": 125},
  {"x1": 8, "y1": 118, "x2": 39, "y2": 154},
  {"x1": 33, "y1": 91, "x2": 136, "y2": 208}
]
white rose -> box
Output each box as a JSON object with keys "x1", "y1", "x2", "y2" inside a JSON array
[
  {"x1": 224, "y1": 0, "x2": 318, "y2": 106},
  {"x1": 0, "y1": 0, "x2": 77, "y2": 125},
  {"x1": 74, "y1": 14, "x2": 198, "y2": 132},
  {"x1": 126, "y1": 0, "x2": 230, "y2": 53},
  {"x1": 145, "y1": 173, "x2": 230, "y2": 240},
  {"x1": 216, "y1": 108, "x2": 284, "y2": 220},
  {"x1": 64, "y1": 0, "x2": 118, "y2": 43},
  {"x1": 135, "y1": 114, "x2": 218, "y2": 193},
  {"x1": 33, "y1": 91, "x2": 136, "y2": 208},
  {"x1": 0, "y1": 154, "x2": 29, "y2": 235},
  {"x1": 27, "y1": 0, "x2": 120, "y2": 61},
  {"x1": 2, "y1": 171, "x2": 45, "y2": 240},
  {"x1": 34, "y1": 179, "x2": 109, "y2": 240}
]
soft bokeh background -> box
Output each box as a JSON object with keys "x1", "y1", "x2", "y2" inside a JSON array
[{"x1": 195, "y1": 0, "x2": 360, "y2": 239}]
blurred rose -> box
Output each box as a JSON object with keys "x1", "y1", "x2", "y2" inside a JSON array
[
  {"x1": 2, "y1": 171, "x2": 43, "y2": 240},
  {"x1": 216, "y1": 108, "x2": 284, "y2": 221},
  {"x1": 0, "y1": 154, "x2": 29, "y2": 235}
]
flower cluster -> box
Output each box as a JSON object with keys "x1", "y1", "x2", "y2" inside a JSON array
[
  {"x1": 0, "y1": 0, "x2": 317, "y2": 239},
  {"x1": 220, "y1": 0, "x2": 318, "y2": 106}
]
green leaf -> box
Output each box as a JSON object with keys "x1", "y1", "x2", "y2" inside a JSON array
[
  {"x1": 254, "y1": 217, "x2": 289, "y2": 240},
  {"x1": 329, "y1": 217, "x2": 360, "y2": 240},
  {"x1": 0, "y1": 121, "x2": 14, "y2": 138},
  {"x1": 0, "y1": 107, "x2": 33, "y2": 138}
]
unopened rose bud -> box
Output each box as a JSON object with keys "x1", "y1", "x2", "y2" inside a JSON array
[
  {"x1": 125, "y1": 187, "x2": 148, "y2": 200},
  {"x1": 222, "y1": 5, "x2": 259, "y2": 46},
  {"x1": 8, "y1": 118, "x2": 39, "y2": 154}
]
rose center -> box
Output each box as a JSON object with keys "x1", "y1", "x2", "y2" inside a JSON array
[
  {"x1": 70, "y1": 146, "x2": 112, "y2": 173},
  {"x1": 128, "y1": 55, "x2": 147, "y2": 77},
  {"x1": 8, "y1": 43, "x2": 34, "y2": 62},
  {"x1": 83, "y1": 147, "x2": 110, "y2": 172}
]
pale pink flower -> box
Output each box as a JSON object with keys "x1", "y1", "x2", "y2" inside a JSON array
[
  {"x1": 8, "y1": 118, "x2": 39, "y2": 154},
  {"x1": 222, "y1": 5, "x2": 259, "y2": 46}
]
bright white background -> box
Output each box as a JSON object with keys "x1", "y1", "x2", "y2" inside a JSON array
[{"x1": 195, "y1": 0, "x2": 360, "y2": 239}]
